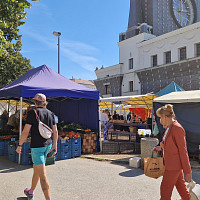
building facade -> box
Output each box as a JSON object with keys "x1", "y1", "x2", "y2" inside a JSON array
[
  {"x1": 94, "y1": 0, "x2": 200, "y2": 97},
  {"x1": 71, "y1": 78, "x2": 96, "y2": 89}
]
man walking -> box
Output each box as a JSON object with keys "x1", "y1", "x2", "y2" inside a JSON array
[{"x1": 16, "y1": 93, "x2": 58, "y2": 200}]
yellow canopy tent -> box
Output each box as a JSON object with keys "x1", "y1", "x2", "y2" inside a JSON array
[{"x1": 100, "y1": 93, "x2": 157, "y2": 109}]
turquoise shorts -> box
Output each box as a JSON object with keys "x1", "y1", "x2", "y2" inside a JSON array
[{"x1": 31, "y1": 144, "x2": 52, "y2": 165}]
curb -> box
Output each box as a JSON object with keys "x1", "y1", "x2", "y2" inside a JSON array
[
  {"x1": 81, "y1": 155, "x2": 200, "y2": 169},
  {"x1": 80, "y1": 155, "x2": 129, "y2": 164}
]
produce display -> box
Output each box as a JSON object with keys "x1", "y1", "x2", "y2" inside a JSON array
[
  {"x1": 57, "y1": 121, "x2": 98, "y2": 154},
  {"x1": 0, "y1": 129, "x2": 19, "y2": 141}
]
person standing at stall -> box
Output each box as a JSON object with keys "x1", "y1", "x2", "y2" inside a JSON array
[
  {"x1": 0, "y1": 110, "x2": 8, "y2": 130},
  {"x1": 16, "y1": 93, "x2": 58, "y2": 200},
  {"x1": 154, "y1": 104, "x2": 192, "y2": 200},
  {"x1": 101, "y1": 109, "x2": 109, "y2": 141}
]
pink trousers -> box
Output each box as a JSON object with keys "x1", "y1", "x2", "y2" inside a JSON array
[{"x1": 160, "y1": 170, "x2": 190, "y2": 200}]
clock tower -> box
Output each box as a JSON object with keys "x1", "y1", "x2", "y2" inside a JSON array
[{"x1": 120, "y1": 0, "x2": 200, "y2": 41}]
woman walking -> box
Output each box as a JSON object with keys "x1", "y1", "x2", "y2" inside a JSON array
[{"x1": 154, "y1": 104, "x2": 192, "y2": 200}]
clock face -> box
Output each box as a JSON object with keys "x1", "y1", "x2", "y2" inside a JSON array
[{"x1": 171, "y1": 0, "x2": 195, "y2": 27}]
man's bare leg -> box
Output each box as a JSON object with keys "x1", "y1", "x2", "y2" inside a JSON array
[
  {"x1": 31, "y1": 165, "x2": 40, "y2": 191},
  {"x1": 34, "y1": 164, "x2": 50, "y2": 199}
]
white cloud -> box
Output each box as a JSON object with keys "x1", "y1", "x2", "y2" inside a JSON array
[
  {"x1": 28, "y1": 1, "x2": 54, "y2": 21},
  {"x1": 62, "y1": 41, "x2": 98, "y2": 55},
  {"x1": 21, "y1": 29, "x2": 100, "y2": 72}
]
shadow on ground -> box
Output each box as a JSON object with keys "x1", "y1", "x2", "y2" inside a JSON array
[
  {"x1": 119, "y1": 167, "x2": 144, "y2": 177},
  {"x1": 17, "y1": 197, "x2": 28, "y2": 200},
  {"x1": 0, "y1": 156, "x2": 32, "y2": 173}
]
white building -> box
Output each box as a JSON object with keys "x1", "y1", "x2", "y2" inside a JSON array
[{"x1": 94, "y1": 0, "x2": 200, "y2": 96}]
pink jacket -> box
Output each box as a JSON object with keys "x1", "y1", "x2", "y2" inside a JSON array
[{"x1": 163, "y1": 120, "x2": 191, "y2": 174}]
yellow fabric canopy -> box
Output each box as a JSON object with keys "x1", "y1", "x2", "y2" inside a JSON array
[
  {"x1": 0, "y1": 100, "x2": 30, "y2": 108},
  {"x1": 100, "y1": 94, "x2": 157, "y2": 109}
]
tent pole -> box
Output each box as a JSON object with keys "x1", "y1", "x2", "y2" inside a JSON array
[
  {"x1": 98, "y1": 100, "x2": 102, "y2": 153},
  {"x1": 8, "y1": 100, "x2": 10, "y2": 116},
  {"x1": 18, "y1": 97, "x2": 23, "y2": 164},
  {"x1": 151, "y1": 95, "x2": 154, "y2": 136},
  {"x1": 111, "y1": 103, "x2": 113, "y2": 116}
]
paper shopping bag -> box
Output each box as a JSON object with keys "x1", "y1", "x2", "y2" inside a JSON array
[{"x1": 144, "y1": 153, "x2": 165, "y2": 179}]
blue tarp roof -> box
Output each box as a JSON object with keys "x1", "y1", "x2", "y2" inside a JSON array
[
  {"x1": 156, "y1": 81, "x2": 184, "y2": 97},
  {"x1": 0, "y1": 65, "x2": 99, "y2": 100}
]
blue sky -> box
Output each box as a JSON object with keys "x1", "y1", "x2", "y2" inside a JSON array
[{"x1": 20, "y1": 0, "x2": 130, "y2": 80}]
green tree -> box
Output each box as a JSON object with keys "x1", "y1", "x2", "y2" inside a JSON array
[{"x1": 0, "y1": 0, "x2": 39, "y2": 87}]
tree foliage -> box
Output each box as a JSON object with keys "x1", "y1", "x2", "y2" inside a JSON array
[{"x1": 0, "y1": 0, "x2": 39, "y2": 87}]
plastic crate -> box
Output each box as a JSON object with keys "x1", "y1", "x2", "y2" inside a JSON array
[
  {"x1": 8, "y1": 144, "x2": 16, "y2": 153},
  {"x1": 0, "y1": 142, "x2": 4, "y2": 149},
  {"x1": 60, "y1": 142, "x2": 71, "y2": 152},
  {"x1": 15, "y1": 152, "x2": 32, "y2": 165},
  {"x1": 8, "y1": 153, "x2": 16, "y2": 162},
  {"x1": 0, "y1": 148, "x2": 3, "y2": 156},
  {"x1": 71, "y1": 143, "x2": 81, "y2": 151},
  {"x1": 55, "y1": 152, "x2": 60, "y2": 161},
  {"x1": 60, "y1": 151, "x2": 71, "y2": 160},
  {"x1": 21, "y1": 142, "x2": 30, "y2": 150},
  {"x1": 0, "y1": 141, "x2": 9, "y2": 156},
  {"x1": 58, "y1": 139, "x2": 70, "y2": 144},
  {"x1": 71, "y1": 137, "x2": 81, "y2": 146},
  {"x1": 3, "y1": 142, "x2": 8, "y2": 155},
  {"x1": 71, "y1": 149, "x2": 81, "y2": 157}
]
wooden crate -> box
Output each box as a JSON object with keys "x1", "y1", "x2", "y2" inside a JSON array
[{"x1": 81, "y1": 133, "x2": 97, "y2": 153}]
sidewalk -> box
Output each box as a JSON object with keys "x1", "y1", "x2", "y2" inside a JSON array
[{"x1": 81, "y1": 153, "x2": 200, "y2": 169}]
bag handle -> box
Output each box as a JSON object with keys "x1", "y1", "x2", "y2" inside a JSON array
[
  {"x1": 34, "y1": 109, "x2": 39, "y2": 119},
  {"x1": 151, "y1": 151, "x2": 163, "y2": 158},
  {"x1": 187, "y1": 179, "x2": 196, "y2": 191}
]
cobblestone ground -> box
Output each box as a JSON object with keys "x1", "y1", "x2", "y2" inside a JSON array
[{"x1": 0, "y1": 156, "x2": 199, "y2": 200}]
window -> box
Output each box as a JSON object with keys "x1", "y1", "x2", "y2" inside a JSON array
[
  {"x1": 129, "y1": 81, "x2": 133, "y2": 92},
  {"x1": 129, "y1": 58, "x2": 133, "y2": 69},
  {"x1": 152, "y1": 55, "x2": 157, "y2": 67},
  {"x1": 165, "y1": 51, "x2": 171, "y2": 64},
  {"x1": 105, "y1": 85, "x2": 110, "y2": 94},
  {"x1": 179, "y1": 47, "x2": 187, "y2": 60},
  {"x1": 196, "y1": 43, "x2": 200, "y2": 57}
]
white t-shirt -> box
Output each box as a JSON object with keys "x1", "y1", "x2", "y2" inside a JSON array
[
  {"x1": 163, "y1": 127, "x2": 169, "y2": 142},
  {"x1": 101, "y1": 112, "x2": 108, "y2": 122}
]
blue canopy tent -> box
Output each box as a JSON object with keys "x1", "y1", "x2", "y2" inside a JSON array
[
  {"x1": 156, "y1": 81, "x2": 184, "y2": 97},
  {"x1": 153, "y1": 82, "x2": 184, "y2": 141},
  {"x1": 0, "y1": 64, "x2": 99, "y2": 147}
]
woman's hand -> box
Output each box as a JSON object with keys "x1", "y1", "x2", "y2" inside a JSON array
[
  {"x1": 153, "y1": 146, "x2": 162, "y2": 153},
  {"x1": 185, "y1": 173, "x2": 192, "y2": 182},
  {"x1": 160, "y1": 141, "x2": 164, "y2": 149}
]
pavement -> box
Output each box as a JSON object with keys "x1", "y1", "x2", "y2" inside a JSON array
[
  {"x1": 0, "y1": 155, "x2": 200, "y2": 200},
  {"x1": 81, "y1": 153, "x2": 200, "y2": 169}
]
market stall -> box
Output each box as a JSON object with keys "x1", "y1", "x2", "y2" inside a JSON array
[
  {"x1": 99, "y1": 93, "x2": 157, "y2": 153},
  {"x1": 0, "y1": 65, "x2": 100, "y2": 164},
  {"x1": 153, "y1": 90, "x2": 200, "y2": 156}
]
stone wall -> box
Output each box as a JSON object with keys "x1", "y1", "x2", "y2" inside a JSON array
[
  {"x1": 137, "y1": 57, "x2": 200, "y2": 94},
  {"x1": 94, "y1": 75, "x2": 123, "y2": 97}
]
